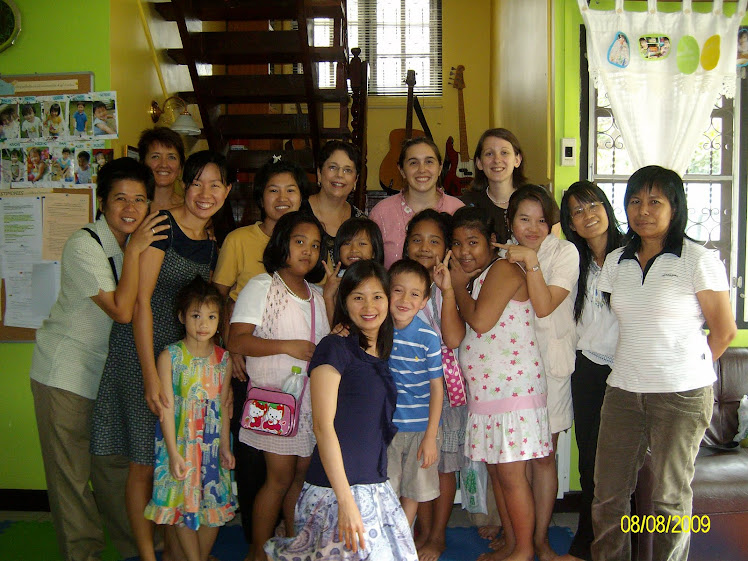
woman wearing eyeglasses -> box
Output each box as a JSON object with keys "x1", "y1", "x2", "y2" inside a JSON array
[
  {"x1": 370, "y1": 137, "x2": 464, "y2": 268},
  {"x1": 301, "y1": 141, "x2": 366, "y2": 267}
]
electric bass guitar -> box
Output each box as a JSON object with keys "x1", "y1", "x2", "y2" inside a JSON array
[
  {"x1": 443, "y1": 65, "x2": 474, "y2": 196},
  {"x1": 379, "y1": 70, "x2": 426, "y2": 192}
]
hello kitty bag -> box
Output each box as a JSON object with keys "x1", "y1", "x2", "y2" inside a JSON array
[
  {"x1": 240, "y1": 289, "x2": 315, "y2": 437},
  {"x1": 423, "y1": 293, "x2": 467, "y2": 408}
]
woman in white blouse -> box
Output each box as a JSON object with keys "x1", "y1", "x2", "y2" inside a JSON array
[
  {"x1": 559, "y1": 181, "x2": 624, "y2": 561},
  {"x1": 591, "y1": 166, "x2": 736, "y2": 561}
]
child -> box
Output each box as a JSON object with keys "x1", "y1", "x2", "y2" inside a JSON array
[
  {"x1": 144, "y1": 276, "x2": 236, "y2": 561},
  {"x1": 21, "y1": 104, "x2": 42, "y2": 139},
  {"x1": 321, "y1": 216, "x2": 384, "y2": 324},
  {"x1": 93, "y1": 101, "x2": 116, "y2": 136},
  {"x1": 213, "y1": 157, "x2": 309, "y2": 553},
  {"x1": 45, "y1": 103, "x2": 64, "y2": 137},
  {"x1": 265, "y1": 260, "x2": 417, "y2": 561},
  {"x1": 386, "y1": 259, "x2": 444, "y2": 526},
  {"x1": 402, "y1": 209, "x2": 467, "y2": 561},
  {"x1": 60, "y1": 148, "x2": 74, "y2": 182},
  {"x1": 1, "y1": 106, "x2": 19, "y2": 139},
  {"x1": 496, "y1": 185, "x2": 578, "y2": 559},
  {"x1": 10, "y1": 149, "x2": 23, "y2": 182},
  {"x1": 27, "y1": 147, "x2": 48, "y2": 183},
  {"x1": 73, "y1": 102, "x2": 88, "y2": 136},
  {"x1": 77, "y1": 151, "x2": 92, "y2": 184},
  {"x1": 228, "y1": 211, "x2": 331, "y2": 561},
  {"x1": 93, "y1": 152, "x2": 108, "y2": 182},
  {"x1": 451, "y1": 206, "x2": 553, "y2": 561}
]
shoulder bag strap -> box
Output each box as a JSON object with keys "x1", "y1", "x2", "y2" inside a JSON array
[{"x1": 83, "y1": 227, "x2": 118, "y2": 284}]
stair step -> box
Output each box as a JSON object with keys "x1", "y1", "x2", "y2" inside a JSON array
[
  {"x1": 216, "y1": 114, "x2": 349, "y2": 139},
  {"x1": 153, "y1": 1, "x2": 344, "y2": 23},
  {"x1": 166, "y1": 31, "x2": 346, "y2": 65},
  {"x1": 180, "y1": 75, "x2": 347, "y2": 104},
  {"x1": 226, "y1": 149, "x2": 316, "y2": 171}
]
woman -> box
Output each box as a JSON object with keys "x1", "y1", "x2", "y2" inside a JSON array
[
  {"x1": 559, "y1": 181, "x2": 624, "y2": 561},
  {"x1": 91, "y1": 151, "x2": 232, "y2": 561},
  {"x1": 138, "y1": 127, "x2": 185, "y2": 212},
  {"x1": 591, "y1": 166, "x2": 736, "y2": 561},
  {"x1": 461, "y1": 128, "x2": 526, "y2": 245},
  {"x1": 30, "y1": 158, "x2": 168, "y2": 561},
  {"x1": 370, "y1": 137, "x2": 464, "y2": 268},
  {"x1": 301, "y1": 140, "x2": 365, "y2": 266}
]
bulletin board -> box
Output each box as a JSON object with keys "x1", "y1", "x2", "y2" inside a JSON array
[{"x1": 0, "y1": 187, "x2": 95, "y2": 342}]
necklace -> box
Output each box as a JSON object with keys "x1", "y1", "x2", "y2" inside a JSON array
[
  {"x1": 486, "y1": 189, "x2": 510, "y2": 206},
  {"x1": 277, "y1": 273, "x2": 312, "y2": 301}
]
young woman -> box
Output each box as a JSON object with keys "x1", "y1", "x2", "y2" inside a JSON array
[
  {"x1": 265, "y1": 260, "x2": 417, "y2": 561},
  {"x1": 461, "y1": 128, "x2": 526, "y2": 245},
  {"x1": 370, "y1": 137, "x2": 464, "y2": 268},
  {"x1": 30, "y1": 158, "x2": 167, "y2": 561},
  {"x1": 592, "y1": 166, "x2": 736, "y2": 561},
  {"x1": 91, "y1": 151, "x2": 232, "y2": 561},
  {"x1": 559, "y1": 181, "x2": 624, "y2": 561}
]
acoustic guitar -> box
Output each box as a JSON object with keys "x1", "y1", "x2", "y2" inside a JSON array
[
  {"x1": 443, "y1": 65, "x2": 474, "y2": 197},
  {"x1": 379, "y1": 70, "x2": 426, "y2": 192}
]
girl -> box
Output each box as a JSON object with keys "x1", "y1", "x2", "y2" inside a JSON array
[
  {"x1": 559, "y1": 182, "x2": 624, "y2": 561},
  {"x1": 44, "y1": 103, "x2": 64, "y2": 137},
  {"x1": 370, "y1": 137, "x2": 464, "y2": 268},
  {"x1": 321, "y1": 216, "x2": 384, "y2": 324},
  {"x1": 27, "y1": 147, "x2": 48, "y2": 182},
  {"x1": 213, "y1": 157, "x2": 309, "y2": 553},
  {"x1": 265, "y1": 260, "x2": 417, "y2": 561},
  {"x1": 450, "y1": 206, "x2": 553, "y2": 561},
  {"x1": 496, "y1": 185, "x2": 579, "y2": 560},
  {"x1": 91, "y1": 151, "x2": 232, "y2": 561},
  {"x1": 144, "y1": 276, "x2": 235, "y2": 561},
  {"x1": 401, "y1": 209, "x2": 467, "y2": 561},
  {"x1": 461, "y1": 128, "x2": 526, "y2": 245},
  {"x1": 228, "y1": 211, "x2": 331, "y2": 561},
  {"x1": 30, "y1": 158, "x2": 167, "y2": 561}
]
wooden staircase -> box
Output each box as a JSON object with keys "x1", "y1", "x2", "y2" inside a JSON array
[{"x1": 152, "y1": 0, "x2": 369, "y2": 211}]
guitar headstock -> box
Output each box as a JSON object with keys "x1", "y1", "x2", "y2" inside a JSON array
[
  {"x1": 405, "y1": 69, "x2": 416, "y2": 89},
  {"x1": 448, "y1": 65, "x2": 466, "y2": 90}
]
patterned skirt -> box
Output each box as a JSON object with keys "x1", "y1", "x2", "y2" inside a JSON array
[{"x1": 264, "y1": 481, "x2": 418, "y2": 561}]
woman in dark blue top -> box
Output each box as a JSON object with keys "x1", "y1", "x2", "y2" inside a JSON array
[{"x1": 265, "y1": 260, "x2": 417, "y2": 561}]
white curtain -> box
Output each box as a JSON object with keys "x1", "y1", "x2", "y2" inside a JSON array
[{"x1": 578, "y1": 0, "x2": 747, "y2": 175}]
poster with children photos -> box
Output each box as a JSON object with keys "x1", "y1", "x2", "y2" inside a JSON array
[
  {"x1": 69, "y1": 94, "x2": 92, "y2": 138},
  {"x1": 0, "y1": 99, "x2": 20, "y2": 141},
  {"x1": 91, "y1": 92, "x2": 118, "y2": 139},
  {"x1": 40, "y1": 96, "x2": 69, "y2": 139}
]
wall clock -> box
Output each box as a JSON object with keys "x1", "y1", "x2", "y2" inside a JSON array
[{"x1": 0, "y1": 0, "x2": 21, "y2": 54}]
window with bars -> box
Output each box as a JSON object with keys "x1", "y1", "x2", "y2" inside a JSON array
[{"x1": 313, "y1": 0, "x2": 442, "y2": 96}]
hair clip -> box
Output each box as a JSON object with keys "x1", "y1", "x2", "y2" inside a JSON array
[{"x1": 272, "y1": 154, "x2": 282, "y2": 163}]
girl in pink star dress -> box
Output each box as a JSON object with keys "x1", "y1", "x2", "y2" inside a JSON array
[{"x1": 450, "y1": 206, "x2": 552, "y2": 561}]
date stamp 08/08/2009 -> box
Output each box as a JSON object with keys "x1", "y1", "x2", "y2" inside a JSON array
[{"x1": 620, "y1": 515, "x2": 711, "y2": 534}]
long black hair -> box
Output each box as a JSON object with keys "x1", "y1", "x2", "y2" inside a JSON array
[
  {"x1": 560, "y1": 181, "x2": 625, "y2": 322},
  {"x1": 262, "y1": 211, "x2": 326, "y2": 280},
  {"x1": 333, "y1": 260, "x2": 394, "y2": 359}
]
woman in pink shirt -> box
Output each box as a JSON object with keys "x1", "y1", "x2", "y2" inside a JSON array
[{"x1": 370, "y1": 137, "x2": 464, "y2": 268}]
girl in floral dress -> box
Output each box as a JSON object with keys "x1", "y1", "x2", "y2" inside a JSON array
[
  {"x1": 450, "y1": 206, "x2": 553, "y2": 561},
  {"x1": 144, "y1": 276, "x2": 235, "y2": 561}
]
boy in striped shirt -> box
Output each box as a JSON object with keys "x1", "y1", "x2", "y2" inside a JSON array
[{"x1": 386, "y1": 259, "x2": 444, "y2": 526}]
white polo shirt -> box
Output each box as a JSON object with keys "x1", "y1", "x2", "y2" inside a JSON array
[{"x1": 598, "y1": 238, "x2": 729, "y2": 393}]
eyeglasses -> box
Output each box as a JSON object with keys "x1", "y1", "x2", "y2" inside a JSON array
[
  {"x1": 111, "y1": 196, "x2": 149, "y2": 208},
  {"x1": 571, "y1": 201, "x2": 602, "y2": 218},
  {"x1": 324, "y1": 164, "x2": 356, "y2": 177}
]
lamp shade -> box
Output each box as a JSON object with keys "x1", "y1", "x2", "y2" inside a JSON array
[{"x1": 170, "y1": 112, "x2": 201, "y2": 136}]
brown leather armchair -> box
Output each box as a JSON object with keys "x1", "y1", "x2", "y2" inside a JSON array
[{"x1": 634, "y1": 347, "x2": 748, "y2": 561}]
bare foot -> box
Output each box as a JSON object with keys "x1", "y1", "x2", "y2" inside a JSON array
[
  {"x1": 489, "y1": 534, "x2": 506, "y2": 551},
  {"x1": 477, "y1": 538, "x2": 514, "y2": 561},
  {"x1": 414, "y1": 529, "x2": 430, "y2": 550},
  {"x1": 478, "y1": 525, "x2": 501, "y2": 540},
  {"x1": 534, "y1": 539, "x2": 559, "y2": 561},
  {"x1": 418, "y1": 537, "x2": 446, "y2": 561}
]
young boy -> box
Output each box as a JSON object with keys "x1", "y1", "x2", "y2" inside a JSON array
[
  {"x1": 60, "y1": 148, "x2": 74, "y2": 182},
  {"x1": 21, "y1": 104, "x2": 42, "y2": 139},
  {"x1": 92, "y1": 101, "x2": 115, "y2": 136},
  {"x1": 76, "y1": 151, "x2": 92, "y2": 184},
  {"x1": 387, "y1": 259, "x2": 444, "y2": 525},
  {"x1": 73, "y1": 102, "x2": 88, "y2": 136}
]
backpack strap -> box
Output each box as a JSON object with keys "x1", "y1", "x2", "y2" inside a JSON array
[{"x1": 82, "y1": 227, "x2": 119, "y2": 284}]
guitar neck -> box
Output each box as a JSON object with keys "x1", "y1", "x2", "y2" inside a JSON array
[
  {"x1": 457, "y1": 88, "x2": 469, "y2": 163},
  {"x1": 405, "y1": 89, "x2": 414, "y2": 138}
]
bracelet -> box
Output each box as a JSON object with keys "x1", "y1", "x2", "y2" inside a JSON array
[{"x1": 528, "y1": 264, "x2": 540, "y2": 272}]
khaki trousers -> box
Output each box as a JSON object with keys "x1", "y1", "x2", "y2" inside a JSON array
[{"x1": 31, "y1": 379, "x2": 136, "y2": 561}]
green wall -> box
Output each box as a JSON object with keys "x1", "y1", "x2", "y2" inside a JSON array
[{"x1": 0, "y1": 0, "x2": 110, "y2": 490}]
